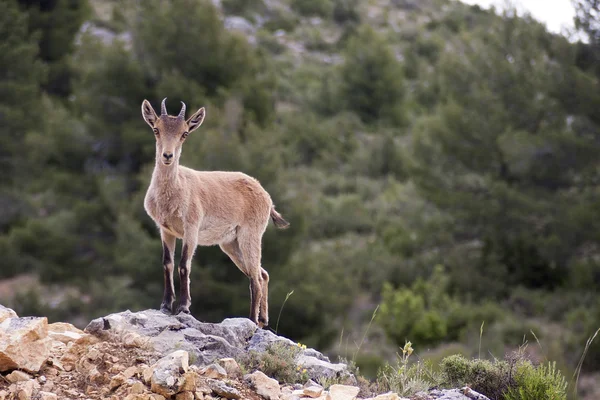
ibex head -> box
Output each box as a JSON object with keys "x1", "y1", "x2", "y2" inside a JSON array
[{"x1": 141, "y1": 98, "x2": 206, "y2": 166}]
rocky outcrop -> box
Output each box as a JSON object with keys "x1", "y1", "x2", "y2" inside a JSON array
[
  {"x1": 85, "y1": 309, "x2": 352, "y2": 382},
  {"x1": 0, "y1": 306, "x2": 492, "y2": 400}
]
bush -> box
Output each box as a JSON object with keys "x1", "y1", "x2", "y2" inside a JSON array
[
  {"x1": 291, "y1": 0, "x2": 333, "y2": 18},
  {"x1": 332, "y1": 0, "x2": 361, "y2": 24},
  {"x1": 441, "y1": 354, "x2": 568, "y2": 400},
  {"x1": 505, "y1": 362, "x2": 567, "y2": 400},
  {"x1": 237, "y1": 342, "x2": 309, "y2": 384}
]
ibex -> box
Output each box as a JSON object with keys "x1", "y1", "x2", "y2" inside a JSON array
[{"x1": 141, "y1": 98, "x2": 289, "y2": 327}]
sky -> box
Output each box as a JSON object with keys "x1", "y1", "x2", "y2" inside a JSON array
[{"x1": 460, "y1": 0, "x2": 577, "y2": 36}]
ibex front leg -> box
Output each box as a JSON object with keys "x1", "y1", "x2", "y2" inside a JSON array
[
  {"x1": 177, "y1": 228, "x2": 198, "y2": 314},
  {"x1": 160, "y1": 230, "x2": 176, "y2": 314}
]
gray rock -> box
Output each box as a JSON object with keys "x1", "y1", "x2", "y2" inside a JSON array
[
  {"x1": 149, "y1": 350, "x2": 189, "y2": 397},
  {"x1": 85, "y1": 309, "x2": 351, "y2": 382},
  {"x1": 224, "y1": 16, "x2": 256, "y2": 35},
  {"x1": 208, "y1": 378, "x2": 241, "y2": 399},
  {"x1": 245, "y1": 371, "x2": 281, "y2": 400},
  {"x1": 428, "y1": 388, "x2": 490, "y2": 400}
]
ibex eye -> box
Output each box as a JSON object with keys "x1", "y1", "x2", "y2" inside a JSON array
[
  {"x1": 182, "y1": 132, "x2": 189, "y2": 139},
  {"x1": 153, "y1": 128, "x2": 159, "y2": 135}
]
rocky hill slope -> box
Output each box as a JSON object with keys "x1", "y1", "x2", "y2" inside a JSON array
[{"x1": 0, "y1": 305, "x2": 489, "y2": 400}]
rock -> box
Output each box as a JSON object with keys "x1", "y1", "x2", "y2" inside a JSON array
[
  {"x1": 47, "y1": 322, "x2": 85, "y2": 344},
  {"x1": 202, "y1": 363, "x2": 227, "y2": 379},
  {"x1": 176, "y1": 392, "x2": 195, "y2": 400},
  {"x1": 304, "y1": 384, "x2": 324, "y2": 398},
  {"x1": 109, "y1": 373, "x2": 126, "y2": 390},
  {"x1": 149, "y1": 395, "x2": 167, "y2": 400},
  {"x1": 427, "y1": 388, "x2": 490, "y2": 400},
  {"x1": 0, "y1": 316, "x2": 51, "y2": 372},
  {"x1": 365, "y1": 393, "x2": 408, "y2": 400},
  {"x1": 150, "y1": 350, "x2": 189, "y2": 397},
  {"x1": 245, "y1": 371, "x2": 281, "y2": 400},
  {"x1": 218, "y1": 358, "x2": 242, "y2": 378},
  {"x1": 181, "y1": 372, "x2": 198, "y2": 392},
  {"x1": 6, "y1": 371, "x2": 31, "y2": 383},
  {"x1": 14, "y1": 380, "x2": 37, "y2": 400},
  {"x1": 85, "y1": 309, "x2": 352, "y2": 381},
  {"x1": 326, "y1": 385, "x2": 360, "y2": 400},
  {"x1": 208, "y1": 379, "x2": 241, "y2": 399},
  {"x1": 131, "y1": 381, "x2": 146, "y2": 394},
  {"x1": 0, "y1": 306, "x2": 17, "y2": 323},
  {"x1": 38, "y1": 392, "x2": 58, "y2": 400},
  {"x1": 297, "y1": 354, "x2": 350, "y2": 380}
]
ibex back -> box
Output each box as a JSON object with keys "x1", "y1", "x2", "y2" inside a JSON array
[{"x1": 141, "y1": 98, "x2": 289, "y2": 327}]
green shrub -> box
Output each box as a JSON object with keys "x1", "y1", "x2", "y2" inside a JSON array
[
  {"x1": 441, "y1": 354, "x2": 513, "y2": 399},
  {"x1": 238, "y1": 342, "x2": 309, "y2": 384},
  {"x1": 377, "y1": 342, "x2": 441, "y2": 396},
  {"x1": 291, "y1": 0, "x2": 333, "y2": 18},
  {"x1": 505, "y1": 361, "x2": 567, "y2": 400},
  {"x1": 332, "y1": 0, "x2": 361, "y2": 24}
]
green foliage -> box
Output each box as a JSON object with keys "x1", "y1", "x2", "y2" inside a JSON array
[
  {"x1": 18, "y1": 0, "x2": 89, "y2": 96},
  {"x1": 377, "y1": 341, "x2": 441, "y2": 397},
  {"x1": 290, "y1": 0, "x2": 333, "y2": 18},
  {"x1": 441, "y1": 354, "x2": 513, "y2": 399},
  {"x1": 505, "y1": 362, "x2": 567, "y2": 400},
  {"x1": 339, "y1": 25, "x2": 405, "y2": 124},
  {"x1": 238, "y1": 342, "x2": 308, "y2": 384},
  {"x1": 332, "y1": 0, "x2": 361, "y2": 24}
]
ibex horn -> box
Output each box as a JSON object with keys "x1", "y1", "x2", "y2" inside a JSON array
[
  {"x1": 161, "y1": 98, "x2": 168, "y2": 116},
  {"x1": 178, "y1": 101, "x2": 186, "y2": 119}
]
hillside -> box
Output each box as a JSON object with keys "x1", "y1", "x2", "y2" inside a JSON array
[{"x1": 0, "y1": 0, "x2": 599, "y2": 398}]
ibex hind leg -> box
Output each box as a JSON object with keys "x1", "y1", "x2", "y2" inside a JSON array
[{"x1": 237, "y1": 230, "x2": 266, "y2": 327}]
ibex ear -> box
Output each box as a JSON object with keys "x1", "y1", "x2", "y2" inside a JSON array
[
  {"x1": 141, "y1": 100, "x2": 158, "y2": 128},
  {"x1": 186, "y1": 107, "x2": 205, "y2": 133}
]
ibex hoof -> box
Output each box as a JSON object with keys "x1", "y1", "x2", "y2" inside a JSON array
[
  {"x1": 160, "y1": 303, "x2": 172, "y2": 314},
  {"x1": 258, "y1": 317, "x2": 268, "y2": 329},
  {"x1": 176, "y1": 306, "x2": 191, "y2": 315}
]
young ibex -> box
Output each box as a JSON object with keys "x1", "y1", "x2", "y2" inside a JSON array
[{"x1": 141, "y1": 98, "x2": 289, "y2": 327}]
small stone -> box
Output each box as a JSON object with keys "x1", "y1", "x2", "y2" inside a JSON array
[
  {"x1": 304, "y1": 384, "x2": 324, "y2": 398},
  {"x1": 181, "y1": 372, "x2": 198, "y2": 392},
  {"x1": 150, "y1": 350, "x2": 189, "y2": 397},
  {"x1": 109, "y1": 373, "x2": 126, "y2": 390},
  {"x1": 38, "y1": 392, "x2": 58, "y2": 400},
  {"x1": 6, "y1": 371, "x2": 31, "y2": 383},
  {"x1": 131, "y1": 381, "x2": 146, "y2": 394},
  {"x1": 326, "y1": 384, "x2": 360, "y2": 400},
  {"x1": 208, "y1": 379, "x2": 241, "y2": 399},
  {"x1": 176, "y1": 392, "x2": 195, "y2": 400},
  {"x1": 142, "y1": 366, "x2": 155, "y2": 384},
  {"x1": 367, "y1": 393, "x2": 406, "y2": 400},
  {"x1": 15, "y1": 380, "x2": 36, "y2": 400},
  {"x1": 245, "y1": 371, "x2": 280, "y2": 400},
  {"x1": 37, "y1": 376, "x2": 46, "y2": 384},
  {"x1": 86, "y1": 348, "x2": 101, "y2": 361},
  {"x1": 217, "y1": 358, "x2": 242, "y2": 378},
  {"x1": 149, "y1": 395, "x2": 166, "y2": 400},
  {"x1": 123, "y1": 366, "x2": 138, "y2": 379},
  {"x1": 202, "y1": 363, "x2": 227, "y2": 379},
  {"x1": 194, "y1": 392, "x2": 205, "y2": 400}
]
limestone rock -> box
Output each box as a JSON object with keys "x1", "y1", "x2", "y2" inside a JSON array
[
  {"x1": 427, "y1": 388, "x2": 491, "y2": 400},
  {"x1": 304, "y1": 384, "x2": 324, "y2": 398},
  {"x1": 85, "y1": 309, "x2": 352, "y2": 381},
  {"x1": 245, "y1": 371, "x2": 280, "y2": 400},
  {"x1": 131, "y1": 381, "x2": 146, "y2": 394},
  {"x1": 207, "y1": 379, "x2": 241, "y2": 399},
  {"x1": 217, "y1": 357, "x2": 242, "y2": 378},
  {"x1": 326, "y1": 385, "x2": 360, "y2": 400},
  {"x1": 176, "y1": 392, "x2": 195, "y2": 400},
  {"x1": 202, "y1": 363, "x2": 227, "y2": 379},
  {"x1": 38, "y1": 392, "x2": 58, "y2": 400},
  {"x1": 0, "y1": 316, "x2": 51, "y2": 372},
  {"x1": 0, "y1": 306, "x2": 17, "y2": 324},
  {"x1": 150, "y1": 350, "x2": 189, "y2": 397},
  {"x1": 365, "y1": 393, "x2": 409, "y2": 400},
  {"x1": 6, "y1": 371, "x2": 31, "y2": 383},
  {"x1": 47, "y1": 322, "x2": 85, "y2": 344}
]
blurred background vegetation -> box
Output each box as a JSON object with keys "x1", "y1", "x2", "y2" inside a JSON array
[{"x1": 1, "y1": 0, "x2": 600, "y2": 395}]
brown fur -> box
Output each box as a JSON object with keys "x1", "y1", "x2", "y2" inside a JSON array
[{"x1": 141, "y1": 99, "x2": 288, "y2": 326}]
